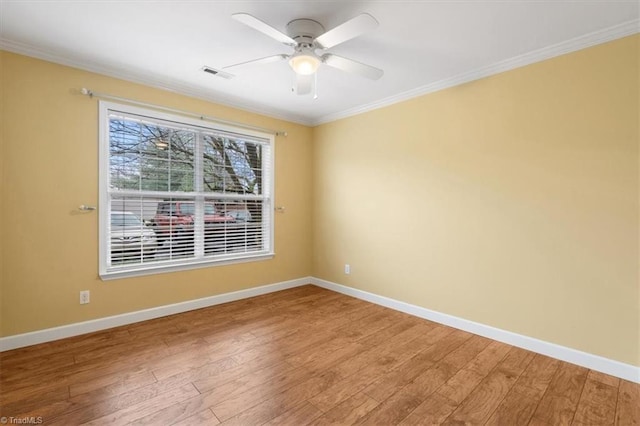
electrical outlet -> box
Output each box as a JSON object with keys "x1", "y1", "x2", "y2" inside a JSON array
[
  {"x1": 80, "y1": 290, "x2": 90, "y2": 304},
  {"x1": 344, "y1": 264, "x2": 351, "y2": 275}
]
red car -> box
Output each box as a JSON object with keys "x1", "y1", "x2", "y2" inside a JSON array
[{"x1": 153, "y1": 201, "x2": 234, "y2": 239}]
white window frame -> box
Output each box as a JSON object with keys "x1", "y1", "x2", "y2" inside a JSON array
[{"x1": 99, "y1": 101, "x2": 275, "y2": 280}]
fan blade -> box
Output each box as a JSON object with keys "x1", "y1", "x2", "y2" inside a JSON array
[
  {"x1": 223, "y1": 54, "x2": 288, "y2": 70},
  {"x1": 232, "y1": 13, "x2": 296, "y2": 45},
  {"x1": 322, "y1": 54, "x2": 383, "y2": 80},
  {"x1": 294, "y1": 74, "x2": 313, "y2": 95},
  {"x1": 315, "y1": 13, "x2": 378, "y2": 49}
]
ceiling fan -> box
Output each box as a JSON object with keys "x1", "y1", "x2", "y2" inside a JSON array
[{"x1": 224, "y1": 12, "x2": 384, "y2": 96}]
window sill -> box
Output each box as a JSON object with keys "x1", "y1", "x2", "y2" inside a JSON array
[{"x1": 100, "y1": 252, "x2": 275, "y2": 281}]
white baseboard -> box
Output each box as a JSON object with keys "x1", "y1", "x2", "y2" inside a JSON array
[
  {"x1": 311, "y1": 277, "x2": 640, "y2": 384},
  {"x1": 2, "y1": 275, "x2": 637, "y2": 384},
  {"x1": 0, "y1": 277, "x2": 311, "y2": 352}
]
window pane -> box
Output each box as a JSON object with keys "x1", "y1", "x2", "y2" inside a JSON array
[
  {"x1": 110, "y1": 196, "x2": 197, "y2": 266},
  {"x1": 151, "y1": 197, "x2": 198, "y2": 261},
  {"x1": 110, "y1": 197, "x2": 160, "y2": 266},
  {"x1": 202, "y1": 134, "x2": 263, "y2": 195},
  {"x1": 203, "y1": 198, "x2": 264, "y2": 255},
  {"x1": 109, "y1": 117, "x2": 195, "y2": 192}
]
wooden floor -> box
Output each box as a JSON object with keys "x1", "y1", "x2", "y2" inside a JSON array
[{"x1": 1, "y1": 285, "x2": 638, "y2": 425}]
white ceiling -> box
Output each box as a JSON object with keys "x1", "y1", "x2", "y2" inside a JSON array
[{"x1": 1, "y1": 1, "x2": 638, "y2": 125}]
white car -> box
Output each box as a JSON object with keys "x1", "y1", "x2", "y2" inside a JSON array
[{"x1": 110, "y1": 211, "x2": 157, "y2": 262}]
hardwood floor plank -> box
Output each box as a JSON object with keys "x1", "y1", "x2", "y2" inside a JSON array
[
  {"x1": 361, "y1": 351, "x2": 435, "y2": 403},
  {"x1": 418, "y1": 329, "x2": 474, "y2": 363},
  {"x1": 262, "y1": 401, "x2": 323, "y2": 426},
  {"x1": 439, "y1": 341, "x2": 535, "y2": 425},
  {"x1": 164, "y1": 322, "x2": 255, "y2": 347},
  {"x1": 194, "y1": 360, "x2": 292, "y2": 395},
  {"x1": 573, "y1": 378, "x2": 618, "y2": 425},
  {"x1": 529, "y1": 362, "x2": 589, "y2": 426},
  {"x1": 356, "y1": 362, "x2": 454, "y2": 424},
  {"x1": 308, "y1": 323, "x2": 440, "y2": 412},
  {"x1": 202, "y1": 344, "x2": 370, "y2": 420},
  {"x1": 356, "y1": 318, "x2": 423, "y2": 349},
  {"x1": 151, "y1": 327, "x2": 303, "y2": 381},
  {"x1": 148, "y1": 332, "x2": 259, "y2": 379},
  {"x1": 0, "y1": 385, "x2": 70, "y2": 417},
  {"x1": 399, "y1": 340, "x2": 519, "y2": 424},
  {"x1": 2, "y1": 336, "x2": 173, "y2": 404},
  {"x1": 356, "y1": 326, "x2": 469, "y2": 406},
  {"x1": 305, "y1": 300, "x2": 377, "y2": 330},
  {"x1": 0, "y1": 328, "x2": 131, "y2": 368},
  {"x1": 1, "y1": 353, "x2": 76, "y2": 385},
  {"x1": 152, "y1": 354, "x2": 241, "y2": 392},
  {"x1": 462, "y1": 340, "x2": 511, "y2": 376},
  {"x1": 68, "y1": 366, "x2": 156, "y2": 397},
  {"x1": 32, "y1": 370, "x2": 157, "y2": 420},
  {"x1": 311, "y1": 325, "x2": 434, "y2": 384},
  {"x1": 190, "y1": 349, "x2": 302, "y2": 395},
  {"x1": 286, "y1": 335, "x2": 363, "y2": 368},
  {"x1": 217, "y1": 371, "x2": 343, "y2": 425},
  {"x1": 127, "y1": 390, "x2": 226, "y2": 426},
  {"x1": 615, "y1": 380, "x2": 640, "y2": 425},
  {"x1": 0, "y1": 352, "x2": 76, "y2": 381},
  {"x1": 309, "y1": 392, "x2": 379, "y2": 426},
  {"x1": 588, "y1": 369, "x2": 621, "y2": 389},
  {"x1": 57, "y1": 383, "x2": 200, "y2": 426},
  {"x1": 171, "y1": 408, "x2": 220, "y2": 426},
  {"x1": 435, "y1": 334, "x2": 492, "y2": 371},
  {"x1": 484, "y1": 384, "x2": 540, "y2": 425},
  {"x1": 398, "y1": 393, "x2": 459, "y2": 426},
  {"x1": 318, "y1": 303, "x2": 380, "y2": 328},
  {"x1": 1, "y1": 286, "x2": 635, "y2": 426},
  {"x1": 516, "y1": 353, "x2": 561, "y2": 395},
  {"x1": 436, "y1": 368, "x2": 486, "y2": 405},
  {"x1": 126, "y1": 321, "x2": 184, "y2": 344},
  {"x1": 210, "y1": 364, "x2": 312, "y2": 421},
  {"x1": 331, "y1": 309, "x2": 399, "y2": 341},
  {"x1": 442, "y1": 367, "x2": 519, "y2": 425},
  {"x1": 72, "y1": 333, "x2": 168, "y2": 365},
  {"x1": 497, "y1": 346, "x2": 536, "y2": 376},
  {"x1": 36, "y1": 356, "x2": 237, "y2": 424}
]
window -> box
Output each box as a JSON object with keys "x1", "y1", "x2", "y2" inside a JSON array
[{"x1": 99, "y1": 101, "x2": 274, "y2": 279}]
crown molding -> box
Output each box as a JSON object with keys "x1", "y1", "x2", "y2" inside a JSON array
[
  {"x1": 311, "y1": 19, "x2": 640, "y2": 126},
  {"x1": 2, "y1": 18, "x2": 638, "y2": 128},
  {"x1": 0, "y1": 38, "x2": 314, "y2": 126}
]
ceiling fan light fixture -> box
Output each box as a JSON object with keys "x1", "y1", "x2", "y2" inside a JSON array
[
  {"x1": 154, "y1": 140, "x2": 168, "y2": 150},
  {"x1": 289, "y1": 53, "x2": 320, "y2": 75}
]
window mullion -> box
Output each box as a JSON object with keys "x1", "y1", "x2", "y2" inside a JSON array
[{"x1": 194, "y1": 131, "x2": 204, "y2": 258}]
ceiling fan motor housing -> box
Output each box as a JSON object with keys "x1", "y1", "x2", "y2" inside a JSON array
[{"x1": 286, "y1": 19, "x2": 325, "y2": 48}]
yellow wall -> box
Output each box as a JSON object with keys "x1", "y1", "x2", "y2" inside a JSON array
[
  {"x1": 1, "y1": 35, "x2": 638, "y2": 368},
  {"x1": 312, "y1": 35, "x2": 639, "y2": 366},
  {"x1": 0, "y1": 51, "x2": 313, "y2": 336}
]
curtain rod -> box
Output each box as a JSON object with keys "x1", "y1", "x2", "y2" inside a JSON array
[{"x1": 78, "y1": 88, "x2": 288, "y2": 137}]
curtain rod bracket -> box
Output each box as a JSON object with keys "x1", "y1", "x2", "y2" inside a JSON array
[{"x1": 80, "y1": 87, "x2": 94, "y2": 98}]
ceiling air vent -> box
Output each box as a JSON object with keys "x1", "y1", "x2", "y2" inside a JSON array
[{"x1": 202, "y1": 66, "x2": 234, "y2": 79}]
